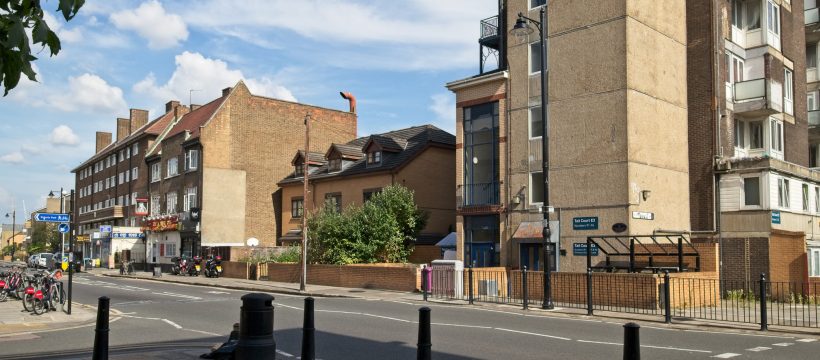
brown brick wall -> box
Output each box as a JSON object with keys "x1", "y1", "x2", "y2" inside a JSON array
[
  {"x1": 265, "y1": 262, "x2": 421, "y2": 292},
  {"x1": 768, "y1": 230, "x2": 807, "y2": 284},
  {"x1": 721, "y1": 237, "x2": 770, "y2": 288},
  {"x1": 783, "y1": 0, "x2": 809, "y2": 167}
]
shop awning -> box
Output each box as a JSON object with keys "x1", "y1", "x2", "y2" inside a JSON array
[
  {"x1": 512, "y1": 221, "x2": 545, "y2": 239},
  {"x1": 435, "y1": 232, "x2": 456, "y2": 248}
]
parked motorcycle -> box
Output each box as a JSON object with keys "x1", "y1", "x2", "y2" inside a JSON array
[
  {"x1": 204, "y1": 255, "x2": 223, "y2": 278},
  {"x1": 188, "y1": 256, "x2": 202, "y2": 277},
  {"x1": 171, "y1": 256, "x2": 188, "y2": 276}
]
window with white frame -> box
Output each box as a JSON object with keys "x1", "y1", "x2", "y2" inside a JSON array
[
  {"x1": 166, "y1": 192, "x2": 177, "y2": 214},
  {"x1": 743, "y1": 176, "x2": 761, "y2": 207},
  {"x1": 124, "y1": 170, "x2": 129, "y2": 182},
  {"x1": 118, "y1": 172, "x2": 124, "y2": 185},
  {"x1": 126, "y1": 147, "x2": 131, "y2": 159},
  {"x1": 735, "y1": 120, "x2": 763, "y2": 150},
  {"x1": 815, "y1": 187, "x2": 819, "y2": 213},
  {"x1": 770, "y1": 117, "x2": 783, "y2": 154},
  {"x1": 530, "y1": 106, "x2": 543, "y2": 139},
  {"x1": 328, "y1": 158, "x2": 342, "y2": 172},
  {"x1": 132, "y1": 143, "x2": 139, "y2": 155},
  {"x1": 118, "y1": 196, "x2": 123, "y2": 206},
  {"x1": 163, "y1": 243, "x2": 177, "y2": 258},
  {"x1": 291, "y1": 197, "x2": 304, "y2": 218},
  {"x1": 809, "y1": 91, "x2": 819, "y2": 111},
  {"x1": 530, "y1": 0, "x2": 545, "y2": 8},
  {"x1": 119, "y1": 150, "x2": 125, "y2": 162},
  {"x1": 184, "y1": 149, "x2": 198, "y2": 171},
  {"x1": 784, "y1": 69, "x2": 793, "y2": 115},
  {"x1": 530, "y1": 172, "x2": 544, "y2": 205},
  {"x1": 529, "y1": 42, "x2": 542, "y2": 74},
  {"x1": 367, "y1": 151, "x2": 381, "y2": 166},
  {"x1": 726, "y1": 53, "x2": 744, "y2": 84},
  {"x1": 151, "y1": 163, "x2": 161, "y2": 182},
  {"x1": 132, "y1": 167, "x2": 138, "y2": 180},
  {"x1": 778, "y1": 177, "x2": 790, "y2": 208},
  {"x1": 183, "y1": 187, "x2": 197, "y2": 212},
  {"x1": 803, "y1": 183, "x2": 810, "y2": 211},
  {"x1": 810, "y1": 248, "x2": 820, "y2": 277},
  {"x1": 132, "y1": 192, "x2": 137, "y2": 203},
  {"x1": 151, "y1": 194, "x2": 160, "y2": 215},
  {"x1": 167, "y1": 157, "x2": 179, "y2": 177}
]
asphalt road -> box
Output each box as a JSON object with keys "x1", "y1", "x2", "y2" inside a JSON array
[{"x1": 2, "y1": 273, "x2": 820, "y2": 359}]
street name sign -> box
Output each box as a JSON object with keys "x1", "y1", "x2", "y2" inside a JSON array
[
  {"x1": 572, "y1": 217, "x2": 598, "y2": 230},
  {"x1": 35, "y1": 213, "x2": 69, "y2": 222},
  {"x1": 771, "y1": 211, "x2": 781, "y2": 224},
  {"x1": 572, "y1": 243, "x2": 599, "y2": 256}
]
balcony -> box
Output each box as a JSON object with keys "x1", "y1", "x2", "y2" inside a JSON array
[
  {"x1": 78, "y1": 205, "x2": 124, "y2": 224},
  {"x1": 479, "y1": 15, "x2": 500, "y2": 49},
  {"x1": 457, "y1": 182, "x2": 500, "y2": 208},
  {"x1": 732, "y1": 78, "x2": 782, "y2": 117},
  {"x1": 807, "y1": 7, "x2": 819, "y2": 26},
  {"x1": 810, "y1": 110, "x2": 820, "y2": 127}
]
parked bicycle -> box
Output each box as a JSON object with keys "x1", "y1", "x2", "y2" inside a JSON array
[
  {"x1": 119, "y1": 260, "x2": 135, "y2": 275},
  {"x1": 30, "y1": 269, "x2": 65, "y2": 315}
]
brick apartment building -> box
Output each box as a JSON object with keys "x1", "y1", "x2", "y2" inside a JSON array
[
  {"x1": 71, "y1": 104, "x2": 182, "y2": 268},
  {"x1": 444, "y1": 0, "x2": 820, "y2": 285},
  {"x1": 448, "y1": 0, "x2": 690, "y2": 271},
  {"x1": 277, "y1": 125, "x2": 456, "y2": 263},
  {"x1": 143, "y1": 81, "x2": 357, "y2": 269}
]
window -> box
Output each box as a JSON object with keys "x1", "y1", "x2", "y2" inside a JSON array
[
  {"x1": 530, "y1": 0, "x2": 545, "y2": 8},
  {"x1": 292, "y1": 197, "x2": 304, "y2": 218},
  {"x1": 163, "y1": 244, "x2": 177, "y2": 258},
  {"x1": 463, "y1": 102, "x2": 500, "y2": 205},
  {"x1": 119, "y1": 150, "x2": 125, "y2": 162},
  {"x1": 117, "y1": 196, "x2": 123, "y2": 206},
  {"x1": 770, "y1": 118, "x2": 783, "y2": 153},
  {"x1": 367, "y1": 151, "x2": 381, "y2": 165},
  {"x1": 124, "y1": 170, "x2": 129, "y2": 182},
  {"x1": 530, "y1": 172, "x2": 544, "y2": 205},
  {"x1": 529, "y1": 42, "x2": 542, "y2": 74},
  {"x1": 184, "y1": 149, "x2": 198, "y2": 171},
  {"x1": 463, "y1": 215, "x2": 500, "y2": 267},
  {"x1": 778, "y1": 178, "x2": 790, "y2": 208},
  {"x1": 529, "y1": 107, "x2": 543, "y2": 139},
  {"x1": 151, "y1": 163, "x2": 161, "y2": 182},
  {"x1": 784, "y1": 69, "x2": 793, "y2": 115},
  {"x1": 151, "y1": 195, "x2": 161, "y2": 215},
  {"x1": 808, "y1": 43, "x2": 818, "y2": 69},
  {"x1": 328, "y1": 158, "x2": 342, "y2": 172},
  {"x1": 167, "y1": 157, "x2": 179, "y2": 177},
  {"x1": 743, "y1": 177, "x2": 761, "y2": 206},
  {"x1": 732, "y1": 0, "x2": 743, "y2": 29},
  {"x1": 118, "y1": 172, "x2": 124, "y2": 185},
  {"x1": 363, "y1": 188, "x2": 381, "y2": 202},
  {"x1": 749, "y1": 121, "x2": 763, "y2": 149},
  {"x1": 126, "y1": 147, "x2": 131, "y2": 159},
  {"x1": 810, "y1": 248, "x2": 820, "y2": 277},
  {"x1": 325, "y1": 193, "x2": 342, "y2": 213},
  {"x1": 810, "y1": 91, "x2": 819, "y2": 112},
  {"x1": 767, "y1": 0, "x2": 779, "y2": 36},
  {"x1": 132, "y1": 143, "x2": 139, "y2": 155},
  {"x1": 132, "y1": 192, "x2": 137, "y2": 203},
  {"x1": 735, "y1": 120, "x2": 745, "y2": 148},
  {"x1": 183, "y1": 187, "x2": 197, "y2": 212},
  {"x1": 132, "y1": 167, "x2": 138, "y2": 180},
  {"x1": 747, "y1": 0, "x2": 761, "y2": 29},
  {"x1": 166, "y1": 192, "x2": 177, "y2": 214},
  {"x1": 295, "y1": 163, "x2": 304, "y2": 176},
  {"x1": 727, "y1": 54, "x2": 744, "y2": 84},
  {"x1": 816, "y1": 187, "x2": 820, "y2": 213},
  {"x1": 804, "y1": 184, "x2": 810, "y2": 212}
]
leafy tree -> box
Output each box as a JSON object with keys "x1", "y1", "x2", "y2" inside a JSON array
[
  {"x1": 1, "y1": 0, "x2": 84, "y2": 95},
  {"x1": 307, "y1": 185, "x2": 428, "y2": 264},
  {"x1": 29, "y1": 221, "x2": 59, "y2": 253}
]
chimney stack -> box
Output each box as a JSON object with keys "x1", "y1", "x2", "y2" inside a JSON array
[
  {"x1": 130, "y1": 109, "x2": 149, "y2": 132},
  {"x1": 222, "y1": 87, "x2": 232, "y2": 97},
  {"x1": 165, "y1": 100, "x2": 180, "y2": 113},
  {"x1": 95, "y1": 131, "x2": 112, "y2": 153},
  {"x1": 116, "y1": 118, "x2": 130, "y2": 141}
]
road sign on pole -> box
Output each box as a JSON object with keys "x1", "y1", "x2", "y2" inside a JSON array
[
  {"x1": 58, "y1": 223, "x2": 69, "y2": 233},
  {"x1": 35, "y1": 213, "x2": 70, "y2": 222}
]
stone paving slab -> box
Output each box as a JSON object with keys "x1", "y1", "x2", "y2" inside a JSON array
[{"x1": 0, "y1": 295, "x2": 96, "y2": 335}]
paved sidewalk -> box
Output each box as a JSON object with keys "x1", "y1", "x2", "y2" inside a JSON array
[
  {"x1": 0, "y1": 295, "x2": 97, "y2": 335},
  {"x1": 90, "y1": 268, "x2": 418, "y2": 301}
]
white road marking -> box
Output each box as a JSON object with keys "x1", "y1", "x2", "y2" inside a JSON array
[
  {"x1": 576, "y1": 340, "x2": 712, "y2": 354},
  {"x1": 207, "y1": 291, "x2": 231, "y2": 294},
  {"x1": 187, "y1": 329, "x2": 222, "y2": 337},
  {"x1": 275, "y1": 303, "x2": 302, "y2": 310},
  {"x1": 494, "y1": 328, "x2": 571, "y2": 341},
  {"x1": 746, "y1": 347, "x2": 771, "y2": 352},
  {"x1": 683, "y1": 329, "x2": 793, "y2": 339},
  {"x1": 389, "y1": 301, "x2": 415, "y2": 305},
  {"x1": 162, "y1": 319, "x2": 183, "y2": 329},
  {"x1": 712, "y1": 353, "x2": 742, "y2": 359},
  {"x1": 152, "y1": 291, "x2": 202, "y2": 300},
  {"x1": 797, "y1": 338, "x2": 818, "y2": 343},
  {"x1": 277, "y1": 349, "x2": 294, "y2": 357},
  {"x1": 576, "y1": 340, "x2": 621, "y2": 346},
  {"x1": 431, "y1": 323, "x2": 493, "y2": 329},
  {"x1": 362, "y1": 314, "x2": 414, "y2": 323},
  {"x1": 772, "y1": 342, "x2": 793, "y2": 347}
]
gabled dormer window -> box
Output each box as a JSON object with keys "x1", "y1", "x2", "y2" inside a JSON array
[
  {"x1": 367, "y1": 151, "x2": 382, "y2": 166},
  {"x1": 329, "y1": 158, "x2": 342, "y2": 172},
  {"x1": 295, "y1": 163, "x2": 304, "y2": 176}
]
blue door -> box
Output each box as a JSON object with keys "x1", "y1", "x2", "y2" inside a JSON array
[
  {"x1": 468, "y1": 243, "x2": 495, "y2": 267},
  {"x1": 519, "y1": 243, "x2": 556, "y2": 271}
]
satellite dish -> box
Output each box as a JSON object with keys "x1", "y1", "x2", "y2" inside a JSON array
[{"x1": 246, "y1": 237, "x2": 259, "y2": 247}]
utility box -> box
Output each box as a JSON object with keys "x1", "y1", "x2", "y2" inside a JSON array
[{"x1": 430, "y1": 260, "x2": 463, "y2": 298}]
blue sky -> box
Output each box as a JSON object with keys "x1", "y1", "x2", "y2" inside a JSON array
[{"x1": 0, "y1": 0, "x2": 497, "y2": 222}]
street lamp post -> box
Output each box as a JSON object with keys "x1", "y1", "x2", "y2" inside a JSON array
[
  {"x1": 511, "y1": 5, "x2": 553, "y2": 310},
  {"x1": 5, "y1": 210, "x2": 15, "y2": 259},
  {"x1": 48, "y1": 189, "x2": 67, "y2": 260}
]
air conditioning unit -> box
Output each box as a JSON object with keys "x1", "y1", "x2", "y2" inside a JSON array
[{"x1": 478, "y1": 279, "x2": 498, "y2": 297}]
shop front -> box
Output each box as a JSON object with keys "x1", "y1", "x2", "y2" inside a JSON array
[
  {"x1": 111, "y1": 227, "x2": 146, "y2": 266},
  {"x1": 144, "y1": 215, "x2": 181, "y2": 272}
]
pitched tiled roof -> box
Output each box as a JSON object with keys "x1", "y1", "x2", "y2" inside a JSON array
[
  {"x1": 146, "y1": 96, "x2": 227, "y2": 158},
  {"x1": 327, "y1": 143, "x2": 363, "y2": 159},
  {"x1": 72, "y1": 109, "x2": 176, "y2": 172},
  {"x1": 293, "y1": 151, "x2": 327, "y2": 165},
  {"x1": 279, "y1": 125, "x2": 454, "y2": 185}
]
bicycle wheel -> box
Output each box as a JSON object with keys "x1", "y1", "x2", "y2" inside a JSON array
[
  {"x1": 32, "y1": 298, "x2": 45, "y2": 315},
  {"x1": 60, "y1": 288, "x2": 67, "y2": 312},
  {"x1": 0, "y1": 290, "x2": 7, "y2": 302},
  {"x1": 22, "y1": 293, "x2": 32, "y2": 312},
  {"x1": 48, "y1": 287, "x2": 59, "y2": 311}
]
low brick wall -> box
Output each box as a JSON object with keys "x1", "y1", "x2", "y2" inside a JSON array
[
  {"x1": 266, "y1": 263, "x2": 422, "y2": 292},
  {"x1": 221, "y1": 261, "x2": 248, "y2": 279}
]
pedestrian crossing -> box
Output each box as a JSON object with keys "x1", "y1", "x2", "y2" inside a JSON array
[{"x1": 72, "y1": 276, "x2": 237, "y2": 304}]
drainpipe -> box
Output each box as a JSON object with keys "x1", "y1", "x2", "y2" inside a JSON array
[{"x1": 713, "y1": 0, "x2": 724, "y2": 288}]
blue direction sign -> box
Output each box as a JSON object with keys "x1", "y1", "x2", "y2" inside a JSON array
[
  {"x1": 58, "y1": 223, "x2": 69, "y2": 233},
  {"x1": 35, "y1": 213, "x2": 70, "y2": 223},
  {"x1": 572, "y1": 217, "x2": 599, "y2": 230},
  {"x1": 573, "y1": 243, "x2": 599, "y2": 256}
]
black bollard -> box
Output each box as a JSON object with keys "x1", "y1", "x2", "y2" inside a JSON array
[
  {"x1": 302, "y1": 297, "x2": 315, "y2": 360},
  {"x1": 417, "y1": 307, "x2": 432, "y2": 360},
  {"x1": 760, "y1": 273, "x2": 768, "y2": 331},
  {"x1": 422, "y1": 265, "x2": 429, "y2": 302},
  {"x1": 522, "y1": 266, "x2": 529, "y2": 310},
  {"x1": 586, "y1": 268, "x2": 593, "y2": 316},
  {"x1": 623, "y1": 322, "x2": 640, "y2": 360},
  {"x1": 236, "y1": 293, "x2": 276, "y2": 360},
  {"x1": 468, "y1": 265, "x2": 474, "y2": 305},
  {"x1": 92, "y1": 296, "x2": 110, "y2": 360},
  {"x1": 663, "y1": 271, "x2": 671, "y2": 324}
]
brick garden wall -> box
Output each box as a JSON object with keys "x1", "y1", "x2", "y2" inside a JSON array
[
  {"x1": 265, "y1": 263, "x2": 422, "y2": 292},
  {"x1": 221, "y1": 261, "x2": 248, "y2": 279}
]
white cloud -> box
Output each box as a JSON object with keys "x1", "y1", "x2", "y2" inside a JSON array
[
  {"x1": 50, "y1": 74, "x2": 127, "y2": 113},
  {"x1": 49, "y1": 125, "x2": 81, "y2": 146},
  {"x1": 133, "y1": 51, "x2": 296, "y2": 104},
  {"x1": 110, "y1": 0, "x2": 188, "y2": 49},
  {"x1": 20, "y1": 144, "x2": 45, "y2": 155},
  {"x1": 182, "y1": 0, "x2": 496, "y2": 70},
  {"x1": 0, "y1": 152, "x2": 25, "y2": 164},
  {"x1": 429, "y1": 93, "x2": 455, "y2": 133}
]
